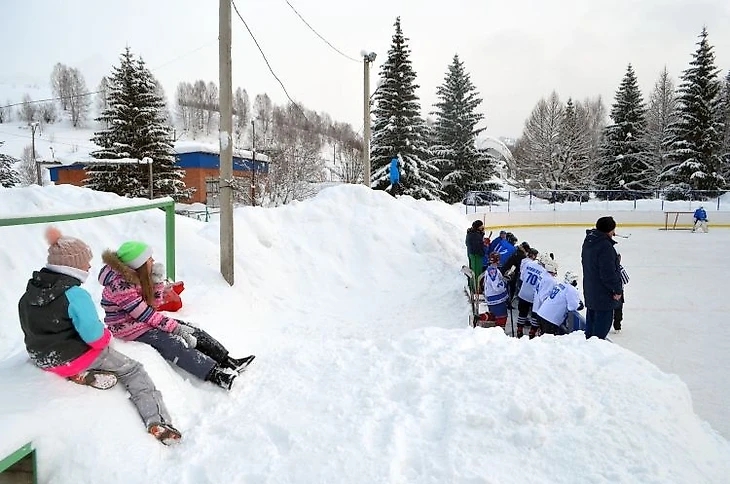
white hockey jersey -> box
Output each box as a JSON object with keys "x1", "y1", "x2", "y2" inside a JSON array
[
  {"x1": 483, "y1": 265, "x2": 509, "y2": 305},
  {"x1": 536, "y1": 282, "x2": 582, "y2": 326},
  {"x1": 532, "y1": 272, "x2": 557, "y2": 315},
  {"x1": 518, "y1": 259, "x2": 545, "y2": 303}
]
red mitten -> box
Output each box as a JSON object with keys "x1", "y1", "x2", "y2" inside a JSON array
[
  {"x1": 170, "y1": 281, "x2": 185, "y2": 295},
  {"x1": 158, "y1": 283, "x2": 183, "y2": 312}
]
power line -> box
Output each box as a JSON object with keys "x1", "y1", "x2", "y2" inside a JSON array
[
  {"x1": 283, "y1": 0, "x2": 360, "y2": 63},
  {"x1": 231, "y1": 0, "x2": 309, "y2": 122}
]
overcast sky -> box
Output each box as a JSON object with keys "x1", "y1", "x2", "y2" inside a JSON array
[{"x1": 2, "y1": 0, "x2": 729, "y2": 139}]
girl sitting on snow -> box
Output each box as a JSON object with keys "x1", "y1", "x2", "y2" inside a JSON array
[
  {"x1": 98, "y1": 241, "x2": 254, "y2": 391},
  {"x1": 18, "y1": 228, "x2": 181, "y2": 445}
]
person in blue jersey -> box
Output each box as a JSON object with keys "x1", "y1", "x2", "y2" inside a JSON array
[
  {"x1": 581, "y1": 216, "x2": 623, "y2": 340},
  {"x1": 693, "y1": 206, "x2": 708, "y2": 233},
  {"x1": 17, "y1": 227, "x2": 181, "y2": 445},
  {"x1": 488, "y1": 230, "x2": 506, "y2": 254},
  {"x1": 389, "y1": 157, "x2": 401, "y2": 196}
]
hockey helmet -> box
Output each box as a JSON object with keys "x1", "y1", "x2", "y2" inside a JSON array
[
  {"x1": 488, "y1": 251, "x2": 501, "y2": 265},
  {"x1": 564, "y1": 271, "x2": 579, "y2": 286},
  {"x1": 542, "y1": 258, "x2": 559, "y2": 275},
  {"x1": 537, "y1": 252, "x2": 552, "y2": 267}
]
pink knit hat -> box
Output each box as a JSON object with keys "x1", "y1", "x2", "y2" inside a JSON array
[{"x1": 45, "y1": 227, "x2": 93, "y2": 271}]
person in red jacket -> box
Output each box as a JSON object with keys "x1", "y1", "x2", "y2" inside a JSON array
[{"x1": 17, "y1": 227, "x2": 181, "y2": 445}]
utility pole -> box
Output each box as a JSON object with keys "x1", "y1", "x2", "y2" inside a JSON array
[
  {"x1": 362, "y1": 52, "x2": 376, "y2": 187},
  {"x1": 30, "y1": 122, "x2": 41, "y2": 185},
  {"x1": 219, "y1": 0, "x2": 234, "y2": 285},
  {"x1": 251, "y1": 120, "x2": 256, "y2": 207}
]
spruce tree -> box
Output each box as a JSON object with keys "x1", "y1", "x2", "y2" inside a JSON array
[
  {"x1": 597, "y1": 64, "x2": 651, "y2": 198},
  {"x1": 662, "y1": 28, "x2": 725, "y2": 195},
  {"x1": 0, "y1": 152, "x2": 21, "y2": 188},
  {"x1": 88, "y1": 47, "x2": 191, "y2": 199},
  {"x1": 430, "y1": 54, "x2": 497, "y2": 203},
  {"x1": 720, "y1": 70, "x2": 730, "y2": 181},
  {"x1": 370, "y1": 17, "x2": 441, "y2": 200}
]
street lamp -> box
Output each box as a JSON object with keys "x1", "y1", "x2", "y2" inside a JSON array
[{"x1": 362, "y1": 51, "x2": 376, "y2": 188}]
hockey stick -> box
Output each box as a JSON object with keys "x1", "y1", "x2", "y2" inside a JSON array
[{"x1": 614, "y1": 233, "x2": 631, "y2": 239}]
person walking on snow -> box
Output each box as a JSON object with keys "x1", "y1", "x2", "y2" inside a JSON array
[
  {"x1": 389, "y1": 157, "x2": 401, "y2": 196},
  {"x1": 693, "y1": 206, "x2": 708, "y2": 233},
  {"x1": 98, "y1": 241, "x2": 254, "y2": 391},
  {"x1": 581, "y1": 216, "x2": 623, "y2": 340},
  {"x1": 17, "y1": 227, "x2": 181, "y2": 445}
]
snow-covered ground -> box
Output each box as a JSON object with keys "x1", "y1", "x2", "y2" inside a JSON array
[{"x1": 0, "y1": 184, "x2": 728, "y2": 483}]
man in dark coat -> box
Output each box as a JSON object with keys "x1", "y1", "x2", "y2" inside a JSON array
[
  {"x1": 581, "y1": 216, "x2": 623, "y2": 340},
  {"x1": 465, "y1": 220, "x2": 485, "y2": 292}
]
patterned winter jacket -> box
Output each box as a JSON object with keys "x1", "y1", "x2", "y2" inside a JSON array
[
  {"x1": 18, "y1": 268, "x2": 111, "y2": 377},
  {"x1": 97, "y1": 250, "x2": 179, "y2": 341}
]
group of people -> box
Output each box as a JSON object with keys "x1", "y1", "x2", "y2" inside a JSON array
[
  {"x1": 465, "y1": 215, "x2": 628, "y2": 340},
  {"x1": 17, "y1": 227, "x2": 255, "y2": 445}
]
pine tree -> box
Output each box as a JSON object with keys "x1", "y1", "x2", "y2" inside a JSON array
[
  {"x1": 642, "y1": 67, "x2": 677, "y2": 187},
  {"x1": 0, "y1": 151, "x2": 21, "y2": 188},
  {"x1": 430, "y1": 54, "x2": 497, "y2": 203},
  {"x1": 662, "y1": 28, "x2": 725, "y2": 196},
  {"x1": 88, "y1": 47, "x2": 191, "y2": 200},
  {"x1": 597, "y1": 64, "x2": 651, "y2": 198},
  {"x1": 370, "y1": 17, "x2": 441, "y2": 200}
]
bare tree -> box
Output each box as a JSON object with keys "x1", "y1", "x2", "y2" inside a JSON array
[
  {"x1": 328, "y1": 143, "x2": 363, "y2": 183},
  {"x1": 192, "y1": 80, "x2": 207, "y2": 137},
  {"x1": 233, "y1": 87, "x2": 250, "y2": 144},
  {"x1": 175, "y1": 81, "x2": 193, "y2": 133},
  {"x1": 51, "y1": 63, "x2": 72, "y2": 110},
  {"x1": 515, "y1": 91, "x2": 564, "y2": 190},
  {"x1": 254, "y1": 93, "x2": 273, "y2": 147},
  {"x1": 68, "y1": 68, "x2": 90, "y2": 127},
  {"x1": 642, "y1": 67, "x2": 677, "y2": 187},
  {"x1": 39, "y1": 102, "x2": 57, "y2": 124},
  {"x1": 19, "y1": 94, "x2": 38, "y2": 123},
  {"x1": 18, "y1": 145, "x2": 38, "y2": 185},
  {"x1": 0, "y1": 103, "x2": 8, "y2": 123},
  {"x1": 96, "y1": 76, "x2": 109, "y2": 127},
  {"x1": 205, "y1": 81, "x2": 219, "y2": 134}
]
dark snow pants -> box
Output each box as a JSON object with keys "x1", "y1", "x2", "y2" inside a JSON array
[
  {"x1": 136, "y1": 329, "x2": 217, "y2": 380},
  {"x1": 585, "y1": 309, "x2": 613, "y2": 340}
]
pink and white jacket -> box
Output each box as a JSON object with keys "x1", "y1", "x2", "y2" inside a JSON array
[{"x1": 98, "y1": 250, "x2": 179, "y2": 341}]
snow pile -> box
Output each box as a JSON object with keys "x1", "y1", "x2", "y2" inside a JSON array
[{"x1": 0, "y1": 184, "x2": 728, "y2": 483}]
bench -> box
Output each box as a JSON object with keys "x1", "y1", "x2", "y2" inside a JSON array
[
  {"x1": 0, "y1": 443, "x2": 36, "y2": 484},
  {"x1": 662, "y1": 211, "x2": 695, "y2": 230}
]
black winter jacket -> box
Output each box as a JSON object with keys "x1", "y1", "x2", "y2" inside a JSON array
[
  {"x1": 465, "y1": 228, "x2": 484, "y2": 256},
  {"x1": 18, "y1": 269, "x2": 91, "y2": 369},
  {"x1": 581, "y1": 229, "x2": 622, "y2": 311}
]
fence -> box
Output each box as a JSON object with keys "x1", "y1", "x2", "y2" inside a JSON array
[
  {"x1": 463, "y1": 189, "x2": 730, "y2": 214},
  {"x1": 0, "y1": 197, "x2": 177, "y2": 280}
]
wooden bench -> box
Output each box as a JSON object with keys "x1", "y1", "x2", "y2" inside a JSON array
[
  {"x1": 0, "y1": 443, "x2": 36, "y2": 484},
  {"x1": 662, "y1": 211, "x2": 695, "y2": 230}
]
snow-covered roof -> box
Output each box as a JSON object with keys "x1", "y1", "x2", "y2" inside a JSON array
[{"x1": 174, "y1": 141, "x2": 269, "y2": 162}]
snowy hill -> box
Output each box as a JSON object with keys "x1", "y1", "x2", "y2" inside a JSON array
[{"x1": 0, "y1": 184, "x2": 729, "y2": 483}]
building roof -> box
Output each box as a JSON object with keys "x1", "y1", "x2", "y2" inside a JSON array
[{"x1": 174, "y1": 141, "x2": 269, "y2": 162}]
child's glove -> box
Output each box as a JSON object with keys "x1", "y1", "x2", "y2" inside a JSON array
[
  {"x1": 172, "y1": 321, "x2": 197, "y2": 348},
  {"x1": 151, "y1": 263, "x2": 166, "y2": 284}
]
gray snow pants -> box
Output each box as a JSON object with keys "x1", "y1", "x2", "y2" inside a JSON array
[
  {"x1": 136, "y1": 328, "x2": 217, "y2": 381},
  {"x1": 87, "y1": 346, "x2": 171, "y2": 429}
]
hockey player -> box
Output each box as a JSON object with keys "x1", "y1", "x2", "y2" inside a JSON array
[
  {"x1": 516, "y1": 250, "x2": 545, "y2": 338},
  {"x1": 480, "y1": 252, "x2": 509, "y2": 328},
  {"x1": 531, "y1": 256, "x2": 559, "y2": 333},
  {"x1": 536, "y1": 271, "x2": 584, "y2": 335},
  {"x1": 693, "y1": 206, "x2": 709, "y2": 233}
]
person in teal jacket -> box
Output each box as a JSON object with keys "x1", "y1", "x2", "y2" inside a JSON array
[{"x1": 17, "y1": 227, "x2": 181, "y2": 445}]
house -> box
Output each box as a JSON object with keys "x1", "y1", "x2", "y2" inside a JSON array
[{"x1": 47, "y1": 141, "x2": 269, "y2": 205}]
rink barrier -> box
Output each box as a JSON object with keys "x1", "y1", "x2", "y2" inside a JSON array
[
  {"x1": 0, "y1": 442, "x2": 36, "y2": 484},
  {"x1": 0, "y1": 197, "x2": 177, "y2": 280}
]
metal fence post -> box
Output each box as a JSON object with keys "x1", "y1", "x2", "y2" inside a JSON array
[
  {"x1": 165, "y1": 202, "x2": 176, "y2": 281},
  {"x1": 529, "y1": 191, "x2": 533, "y2": 210},
  {"x1": 507, "y1": 190, "x2": 511, "y2": 213}
]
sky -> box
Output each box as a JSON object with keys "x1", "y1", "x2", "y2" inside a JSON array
[
  {"x1": 2, "y1": 0, "x2": 730, "y2": 140},
  {"x1": 1, "y1": 183, "x2": 730, "y2": 482}
]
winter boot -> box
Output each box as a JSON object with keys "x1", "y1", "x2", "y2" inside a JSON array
[
  {"x1": 207, "y1": 365, "x2": 238, "y2": 391},
  {"x1": 148, "y1": 423, "x2": 182, "y2": 445},
  {"x1": 528, "y1": 326, "x2": 539, "y2": 339},
  {"x1": 193, "y1": 329, "x2": 229, "y2": 363},
  {"x1": 225, "y1": 355, "x2": 255, "y2": 373},
  {"x1": 67, "y1": 370, "x2": 118, "y2": 390}
]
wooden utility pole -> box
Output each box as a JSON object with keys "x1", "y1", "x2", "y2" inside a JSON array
[
  {"x1": 250, "y1": 120, "x2": 256, "y2": 207},
  {"x1": 31, "y1": 122, "x2": 41, "y2": 185},
  {"x1": 219, "y1": 0, "x2": 234, "y2": 285},
  {"x1": 362, "y1": 53, "x2": 376, "y2": 187}
]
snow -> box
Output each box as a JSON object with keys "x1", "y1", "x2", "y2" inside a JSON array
[
  {"x1": 174, "y1": 140, "x2": 269, "y2": 162},
  {"x1": 0, "y1": 184, "x2": 729, "y2": 483}
]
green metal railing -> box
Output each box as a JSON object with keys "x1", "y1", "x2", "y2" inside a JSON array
[
  {"x1": 0, "y1": 197, "x2": 177, "y2": 280},
  {"x1": 0, "y1": 442, "x2": 37, "y2": 483}
]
